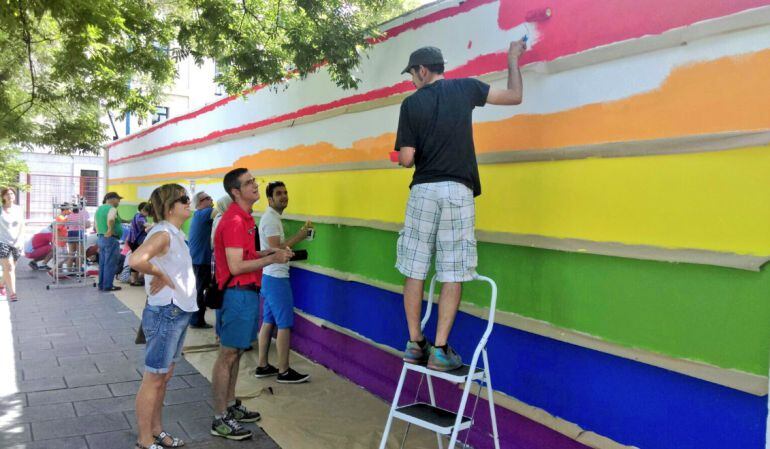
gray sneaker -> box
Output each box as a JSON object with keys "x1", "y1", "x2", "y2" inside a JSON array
[
  {"x1": 427, "y1": 345, "x2": 463, "y2": 372},
  {"x1": 210, "y1": 412, "x2": 253, "y2": 440},
  {"x1": 227, "y1": 399, "x2": 261, "y2": 423},
  {"x1": 403, "y1": 339, "x2": 432, "y2": 365}
]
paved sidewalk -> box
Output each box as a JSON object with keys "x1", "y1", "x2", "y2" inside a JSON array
[{"x1": 1, "y1": 267, "x2": 279, "y2": 449}]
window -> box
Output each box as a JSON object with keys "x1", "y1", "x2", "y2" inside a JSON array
[
  {"x1": 152, "y1": 106, "x2": 169, "y2": 125},
  {"x1": 80, "y1": 170, "x2": 99, "y2": 207},
  {"x1": 214, "y1": 63, "x2": 224, "y2": 96}
]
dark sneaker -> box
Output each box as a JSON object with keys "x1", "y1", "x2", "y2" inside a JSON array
[
  {"x1": 227, "y1": 399, "x2": 261, "y2": 423},
  {"x1": 255, "y1": 364, "x2": 279, "y2": 378},
  {"x1": 210, "y1": 413, "x2": 253, "y2": 440},
  {"x1": 427, "y1": 345, "x2": 463, "y2": 372},
  {"x1": 277, "y1": 367, "x2": 311, "y2": 384},
  {"x1": 403, "y1": 339, "x2": 432, "y2": 365}
]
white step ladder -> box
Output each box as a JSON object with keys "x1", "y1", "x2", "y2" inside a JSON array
[{"x1": 378, "y1": 273, "x2": 500, "y2": 449}]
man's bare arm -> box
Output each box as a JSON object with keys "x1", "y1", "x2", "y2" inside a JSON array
[
  {"x1": 399, "y1": 147, "x2": 416, "y2": 168},
  {"x1": 225, "y1": 247, "x2": 292, "y2": 276},
  {"x1": 486, "y1": 39, "x2": 526, "y2": 105}
]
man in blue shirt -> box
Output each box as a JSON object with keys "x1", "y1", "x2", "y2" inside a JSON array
[{"x1": 188, "y1": 191, "x2": 216, "y2": 328}]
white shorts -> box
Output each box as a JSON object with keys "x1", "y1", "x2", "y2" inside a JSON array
[{"x1": 396, "y1": 181, "x2": 477, "y2": 282}]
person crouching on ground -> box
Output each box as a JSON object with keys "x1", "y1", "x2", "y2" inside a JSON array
[{"x1": 130, "y1": 184, "x2": 197, "y2": 449}]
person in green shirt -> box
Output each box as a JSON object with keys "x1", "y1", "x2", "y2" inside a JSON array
[{"x1": 96, "y1": 192, "x2": 123, "y2": 291}]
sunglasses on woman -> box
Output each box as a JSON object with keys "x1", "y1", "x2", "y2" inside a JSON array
[{"x1": 173, "y1": 195, "x2": 191, "y2": 205}]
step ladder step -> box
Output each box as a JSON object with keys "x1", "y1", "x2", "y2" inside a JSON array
[
  {"x1": 404, "y1": 363, "x2": 484, "y2": 383},
  {"x1": 393, "y1": 402, "x2": 472, "y2": 435}
]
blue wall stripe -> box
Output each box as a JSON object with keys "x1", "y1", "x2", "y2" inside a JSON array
[{"x1": 290, "y1": 268, "x2": 767, "y2": 449}]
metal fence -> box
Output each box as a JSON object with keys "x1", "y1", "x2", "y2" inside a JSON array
[{"x1": 23, "y1": 173, "x2": 103, "y2": 228}]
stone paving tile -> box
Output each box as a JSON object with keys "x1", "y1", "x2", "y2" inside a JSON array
[
  {"x1": 170, "y1": 360, "x2": 201, "y2": 376},
  {"x1": 85, "y1": 422, "x2": 190, "y2": 449},
  {"x1": 181, "y1": 374, "x2": 210, "y2": 387},
  {"x1": 14, "y1": 402, "x2": 77, "y2": 424},
  {"x1": 27, "y1": 385, "x2": 113, "y2": 406},
  {"x1": 18, "y1": 332, "x2": 84, "y2": 345},
  {"x1": 31, "y1": 412, "x2": 130, "y2": 440},
  {"x1": 19, "y1": 345, "x2": 89, "y2": 360},
  {"x1": 72, "y1": 394, "x2": 137, "y2": 416},
  {"x1": 108, "y1": 376, "x2": 189, "y2": 397},
  {"x1": 1, "y1": 392, "x2": 28, "y2": 408},
  {"x1": 95, "y1": 359, "x2": 144, "y2": 374},
  {"x1": 17, "y1": 376, "x2": 67, "y2": 393},
  {"x1": 80, "y1": 325, "x2": 139, "y2": 336},
  {"x1": 0, "y1": 423, "x2": 32, "y2": 445},
  {"x1": 163, "y1": 386, "x2": 213, "y2": 406},
  {"x1": 124, "y1": 402, "x2": 215, "y2": 427},
  {"x1": 16, "y1": 339, "x2": 55, "y2": 351},
  {"x1": 86, "y1": 341, "x2": 143, "y2": 355},
  {"x1": 58, "y1": 352, "x2": 129, "y2": 367},
  {"x1": 64, "y1": 368, "x2": 142, "y2": 388},
  {"x1": 6, "y1": 436, "x2": 89, "y2": 449},
  {"x1": 17, "y1": 357, "x2": 63, "y2": 371},
  {"x1": 23, "y1": 363, "x2": 100, "y2": 381}
]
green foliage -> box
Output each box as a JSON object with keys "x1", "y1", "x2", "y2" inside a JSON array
[
  {"x1": 0, "y1": 145, "x2": 28, "y2": 189},
  {"x1": 0, "y1": 0, "x2": 415, "y2": 157}
]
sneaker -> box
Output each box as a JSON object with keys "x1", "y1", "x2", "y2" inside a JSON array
[
  {"x1": 227, "y1": 399, "x2": 261, "y2": 423},
  {"x1": 210, "y1": 413, "x2": 253, "y2": 440},
  {"x1": 403, "y1": 339, "x2": 432, "y2": 365},
  {"x1": 276, "y1": 367, "x2": 311, "y2": 384},
  {"x1": 427, "y1": 345, "x2": 463, "y2": 372},
  {"x1": 254, "y1": 364, "x2": 279, "y2": 378}
]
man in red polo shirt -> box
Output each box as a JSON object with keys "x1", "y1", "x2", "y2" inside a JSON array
[{"x1": 210, "y1": 167, "x2": 292, "y2": 440}]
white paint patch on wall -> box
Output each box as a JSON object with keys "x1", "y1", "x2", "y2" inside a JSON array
[
  {"x1": 109, "y1": 23, "x2": 770, "y2": 180},
  {"x1": 107, "y1": 1, "x2": 526, "y2": 160}
]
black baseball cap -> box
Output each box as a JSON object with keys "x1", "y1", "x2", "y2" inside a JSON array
[
  {"x1": 103, "y1": 192, "x2": 123, "y2": 202},
  {"x1": 401, "y1": 46, "x2": 446, "y2": 74}
]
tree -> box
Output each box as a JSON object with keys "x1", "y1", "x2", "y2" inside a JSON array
[
  {"x1": 0, "y1": 0, "x2": 417, "y2": 159},
  {"x1": 0, "y1": 146, "x2": 28, "y2": 189}
]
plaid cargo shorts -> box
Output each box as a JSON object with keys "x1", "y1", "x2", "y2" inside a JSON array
[{"x1": 396, "y1": 181, "x2": 477, "y2": 282}]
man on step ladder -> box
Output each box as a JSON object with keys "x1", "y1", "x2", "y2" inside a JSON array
[{"x1": 394, "y1": 39, "x2": 526, "y2": 371}]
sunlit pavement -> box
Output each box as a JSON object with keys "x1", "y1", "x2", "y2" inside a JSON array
[{"x1": 0, "y1": 264, "x2": 279, "y2": 449}]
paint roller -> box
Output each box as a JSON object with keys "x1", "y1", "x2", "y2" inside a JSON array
[
  {"x1": 522, "y1": 7, "x2": 552, "y2": 44},
  {"x1": 526, "y1": 7, "x2": 552, "y2": 23}
]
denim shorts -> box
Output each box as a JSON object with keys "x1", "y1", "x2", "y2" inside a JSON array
[
  {"x1": 142, "y1": 303, "x2": 193, "y2": 374},
  {"x1": 216, "y1": 288, "x2": 259, "y2": 350},
  {"x1": 261, "y1": 275, "x2": 294, "y2": 329}
]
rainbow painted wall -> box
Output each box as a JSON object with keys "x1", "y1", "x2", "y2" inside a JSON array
[{"x1": 107, "y1": 1, "x2": 770, "y2": 448}]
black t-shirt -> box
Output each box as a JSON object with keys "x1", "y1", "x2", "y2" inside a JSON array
[{"x1": 395, "y1": 78, "x2": 490, "y2": 197}]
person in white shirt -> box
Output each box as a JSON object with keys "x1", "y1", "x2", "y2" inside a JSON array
[
  {"x1": 0, "y1": 187, "x2": 24, "y2": 301},
  {"x1": 255, "y1": 181, "x2": 313, "y2": 383},
  {"x1": 129, "y1": 184, "x2": 197, "y2": 449}
]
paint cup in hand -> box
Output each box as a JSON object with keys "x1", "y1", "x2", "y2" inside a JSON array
[
  {"x1": 389, "y1": 151, "x2": 399, "y2": 163},
  {"x1": 306, "y1": 228, "x2": 315, "y2": 241}
]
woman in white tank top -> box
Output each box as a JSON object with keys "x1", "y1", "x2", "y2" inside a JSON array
[{"x1": 129, "y1": 184, "x2": 197, "y2": 449}]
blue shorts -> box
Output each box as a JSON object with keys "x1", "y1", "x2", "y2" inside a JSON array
[
  {"x1": 261, "y1": 275, "x2": 294, "y2": 329},
  {"x1": 142, "y1": 303, "x2": 193, "y2": 374},
  {"x1": 216, "y1": 288, "x2": 259, "y2": 350}
]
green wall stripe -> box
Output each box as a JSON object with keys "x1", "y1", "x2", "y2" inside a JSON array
[{"x1": 284, "y1": 220, "x2": 770, "y2": 375}]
